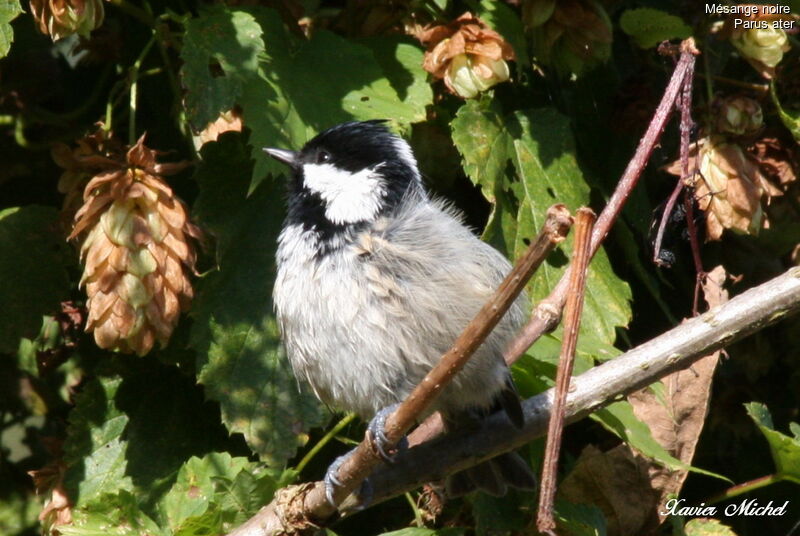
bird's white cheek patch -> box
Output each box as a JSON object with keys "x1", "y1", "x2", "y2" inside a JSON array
[{"x1": 303, "y1": 163, "x2": 385, "y2": 224}]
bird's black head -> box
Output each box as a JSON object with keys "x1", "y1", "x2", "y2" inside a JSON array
[{"x1": 265, "y1": 120, "x2": 423, "y2": 238}]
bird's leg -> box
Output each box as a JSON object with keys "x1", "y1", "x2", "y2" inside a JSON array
[
  {"x1": 366, "y1": 403, "x2": 408, "y2": 462},
  {"x1": 323, "y1": 404, "x2": 408, "y2": 508},
  {"x1": 324, "y1": 449, "x2": 373, "y2": 508}
]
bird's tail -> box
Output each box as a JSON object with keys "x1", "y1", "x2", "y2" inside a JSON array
[
  {"x1": 443, "y1": 381, "x2": 537, "y2": 497},
  {"x1": 445, "y1": 451, "x2": 537, "y2": 497}
]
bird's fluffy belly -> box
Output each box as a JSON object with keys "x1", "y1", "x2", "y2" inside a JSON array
[{"x1": 274, "y1": 225, "x2": 514, "y2": 419}]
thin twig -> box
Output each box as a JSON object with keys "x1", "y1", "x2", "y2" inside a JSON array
[
  {"x1": 537, "y1": 208, "x2": 596, "y2": 535},
  {"x1": 288, "y1": 205, "x2": 573, "y2": 525},
  {"x1": 651, "y1": 179, "x2": 685, "y2": 266},
  {"x1": 502, "y1": 38, "x2": 700, "y2": 364},
  {"x1": 675, "y1": 56, "x2": 706, "y2": 316}
]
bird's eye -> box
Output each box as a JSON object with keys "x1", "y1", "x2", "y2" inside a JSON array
[{"x1": 316, "y1": 151, "x2": 331, "y2": 164}]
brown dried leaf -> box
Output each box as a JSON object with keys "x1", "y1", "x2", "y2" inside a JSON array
[
  {"x1": 558, "y1": 444, "x2": 658, "y2": 536},
  {"x1": 627, "y1": 266, "x2": 728, "y2": 526}
]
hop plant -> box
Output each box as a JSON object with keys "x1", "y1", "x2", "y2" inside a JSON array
[
  {"x1": 29, "y1": 0, "x2": 104, "y2": 41},
  {"x1": 714, "y1": 95, "x2": 763, "y2": 136},
  {"x1": 730, "y1": 24, "x2": 790, "y2": 78},
  {"x1": 691, "y1": 137, "x2": 775, "y2": 240},
  {"x1": 67, "y1": 135, "x2": 201, "y2": 356},
  {"x1": 418, "y1": 12, "x2": 515, "y2": 99}
]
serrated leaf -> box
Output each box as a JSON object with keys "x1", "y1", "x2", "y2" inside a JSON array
[
  {"x1": 190, "y1": 133, "x2": 326, "y2": 465},
  {"x1": 159, "y1": 452, "x2": 250, "y2": 531},
  {"x1": 450, "y1": 102, "x2": 631, "y2": 350},
  {"x1": 181, "y1": 6, "x2": 432, "y2": 192},
  {"x1": 0, "y1": 206, "x2": 71, "y2": 353},
  {"x1": 0, "y1": 0, "x2": 22, "y2": 58},
  {"x1": 63, "y1": 377, "x2": 133, "y2": 507},
  {"x1": 58, "y1": 491, "x2": 165, "y2": 536},
  {"x1": 745, "y1": 402, "x2": 800, "y2": 483},
  {"x1": 620, "y1": 8, "x2": 692, "y2": 49},
  {"x1": 174, "y1": 507, "x2": 223, "y2": 536},
  {"x1": 358, "y1": 36, "x2": 434, "y2": 118},
  {"x1": 213, "y1": 467, "x2": 282, "y2": 528},
  {"x1": 180, "y1": 10, "x2": 262, "y2": 130}
]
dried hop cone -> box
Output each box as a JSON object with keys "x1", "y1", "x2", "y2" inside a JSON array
[
  {"x1": 29, "y1": 0, "x2": 104, "y2": 41},
  {"x1": 730, "y1": 24, "x2": 790, "y2": 78},
  {"x1": 419, "y1": 12, "x2": 515, "y2": 99},
  {"x1": 52, "y1": 129, "x2": 124, "y2": 221},
  {"x1": 693, "y1": 136, "x2": 772, "y2": 240},
  {"x1": 68, "y1": 136, "x2": 201, "y2": 355},
  {"x1": 714, "y1": 95, "x2": 763, "y2": 136}
]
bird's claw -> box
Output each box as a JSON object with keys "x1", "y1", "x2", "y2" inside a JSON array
[
  {"x1": 323, "y1": 449, "x2": 373, "y2": 509},
  {"x1": 366, "y1": 403, "x2": 408, "y2": 462}
]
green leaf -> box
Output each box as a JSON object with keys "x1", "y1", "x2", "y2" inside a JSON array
[
  {"x1": 555, "y1": 500, "x2": 607, "y2": 536},
  {"x1": 594, "y1": 401, "x2": 729, "y2": 482},
  {"x1": 619, "y1": 8, "x2": 692, "y2": 49},
  {"x1": 471, "y1": 492, "x2": 527, "y2": 535},
  {"x1": 790, "y1": 422, "x2": 800, "y2": 441},
  {"x1": 450, "y1": 102, "x2": 631, "y2": 350},
  {"x1": 512, "y1": 335, "x2": 598, "y2": 398},
  {"x1": 180, "y1": 9, "x2": 261, "y2": 130},
  {"x1": 0, "y1": 206, "x2": 71, "y2": 353},
  {"x1": 63, "y1": 359, "x2": 233, "y2": 516},
  {"x1": 59, "y1": 491, "x2": 165, "y2": 536},
  {"x1": 358, "y1": 36, "x2": 434, "y2": 118},
  {"x1": 476, "y1": 0, "x2": 529, "y2": 67},
  {"x1": 0, "y1": 0, "x2": 22, "y2": 58},
  {"x1": 190, "y1": 133, "x2": 326, "y2": 465},
  {"x1": 0, "y1": 490, "x2": 40, "y2": 535},
  {"x1": 745, "y1": 402, "x2": 800, "y2": 483},
  {"x1": 378, "y1": 528, "x2": 467, "y2": 536},
  {"x1": 684, "y1": 518, "x2": 738, "y2": 536},
  {"x1": 181, "y1": 6, "x2": 432, "y2": 192},
  {"x1": 159, "y1": 452, "x2": 250, "y2": 531},
  {"x1": 63, "y1": 376, "x2": 134, "y2": 507},
  {"x1": 174, "y1": 507, "x2": 223, "y2": 536},
  {"x1": 770, "y1": 82, "x2": 800, "y2": 143},
  {"x1": 212, "y1": 467, "x2": 283, "y2": 528}
]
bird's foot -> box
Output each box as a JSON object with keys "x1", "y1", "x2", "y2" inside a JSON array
[
  {"x1": 324, "y1": 448, "x2": 373, "y2": 509},
  {"x1": 366, "y1": 403, "x2": 409, "y2": 462}
]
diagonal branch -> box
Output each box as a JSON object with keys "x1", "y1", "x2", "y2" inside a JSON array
[{"x1": 366, "y1": 266, "x2": 800, "y2": 505}]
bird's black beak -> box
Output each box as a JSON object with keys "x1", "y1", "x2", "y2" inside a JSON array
[{"x1": 263, "y1": 148, "x2": 298, "y2": 167}]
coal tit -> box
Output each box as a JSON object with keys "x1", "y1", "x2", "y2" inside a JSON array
[{"x1": 266, "y1": 120, "x2": 535, "y2": 501}]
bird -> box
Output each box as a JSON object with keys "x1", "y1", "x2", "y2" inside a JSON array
[{"x1": 265, "y1": 120, "x2": 536, "y2": 504}]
